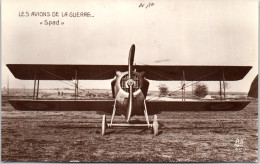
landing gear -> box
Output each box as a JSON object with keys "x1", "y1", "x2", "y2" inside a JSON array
[
  {"x1": 101, "y1": 115, "x2": 107, "y2": 135},
  {"x1": 152, "y1": 115, "x2": 159, "y2": 135},
  {"x1": 101, "y1": 100, "x2": 159, "y2": 135}
]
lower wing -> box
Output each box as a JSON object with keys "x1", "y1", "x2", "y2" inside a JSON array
[
  {"x1": 9, "y1": 99, "x2": 250, "y2": 114},
  {"x1": 9, "y1": 99, "x2": 114, "y2": 113},
  {"x1": 146, "y1": 100, "x2": 251, "y2": 114}
]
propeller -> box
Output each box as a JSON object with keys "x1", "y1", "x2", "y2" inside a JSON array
[{"x1": 126, "y1": 44, "x2": 135, "y2": 122}]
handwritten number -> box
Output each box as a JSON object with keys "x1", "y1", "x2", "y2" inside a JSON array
[
  {"x1": 139, "y1": 3, "x2": 154, "y2": 9},
  {"x1": 139, "y1": 3, "x2": 145, "y2": 7}
]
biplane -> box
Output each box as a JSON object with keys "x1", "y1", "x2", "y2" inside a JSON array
[{"x1": 7, "y1": 45, "x2": 252, "y2": 135}]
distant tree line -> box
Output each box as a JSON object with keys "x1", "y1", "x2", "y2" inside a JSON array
[
  {"x1": 158, "y1": 82, "x2": 210, "y2": 98},
  {"x1": 193, "y1": 83, "x2": 208, "y2": 98}
]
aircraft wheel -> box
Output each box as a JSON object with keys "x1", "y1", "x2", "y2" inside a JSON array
[
  {"x1": 153, "y1": 115, "x2": 159, "y2": 136},
  {"x1": 102, "y1": 115, "x2": 107, "y2": 135}
]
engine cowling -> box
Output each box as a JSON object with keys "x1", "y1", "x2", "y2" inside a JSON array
[{"x1": 119, "y1": 72, "x2": 143, "y2": 93}]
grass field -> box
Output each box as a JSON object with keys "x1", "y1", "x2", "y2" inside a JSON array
[{"x1": 1, "y1": 91, "x2": 258, "y2": 162}]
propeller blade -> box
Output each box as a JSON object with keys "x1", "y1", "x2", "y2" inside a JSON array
[
  {"x1": 128, "y1": 44, "x2": 135, "y2": 79},
  {"x1": 126, "y1": 44, "x2": 135, "y2": 122},
  {"x1": 126, "y1": 85, "x2": 133, "y2": 122}
]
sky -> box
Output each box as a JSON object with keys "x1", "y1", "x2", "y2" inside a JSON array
[{"x1": 1, "y1": 0, "x2": 258, "y2": 92}]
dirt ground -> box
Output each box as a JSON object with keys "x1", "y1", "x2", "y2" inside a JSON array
[{"x1": 1, "y1": 97, "x2": 258, "y2": 162}]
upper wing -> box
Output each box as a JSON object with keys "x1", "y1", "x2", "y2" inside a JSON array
[
  {"x1": 137, "y1": 65, "x2": 252, "y2": 81},
  {"x1": 7, "y1": 64, "x2": 251, "y2": 81},
  {"x1": 7, "y1": 64, "x2": 123, "y2": 80}
]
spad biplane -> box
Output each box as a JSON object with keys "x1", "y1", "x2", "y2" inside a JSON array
[{"x1": 7, "y1": 45, "x2": 252, "y2": 135}]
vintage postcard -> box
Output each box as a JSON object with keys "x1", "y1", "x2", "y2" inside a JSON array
[{"x1": 1, "y1": 0, "x2": 258, "y2": 162}]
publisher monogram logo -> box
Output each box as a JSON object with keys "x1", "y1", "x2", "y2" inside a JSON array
[{"x1": 234, "y1": 138, "x2": 244, "y2": 153}]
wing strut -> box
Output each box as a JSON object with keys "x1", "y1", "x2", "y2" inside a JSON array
[
  {"x1": 219, "y1": 71, "x2": 227, "y2": 100},
  {"x1": 219, "y1": 80, "x2": 222, "y2": 100},
  {"x1": 33, "y1": 73, "x2": 36, "y2": 100},
  {"x1": 74, "y1": 69, "x2": 79, "y2": 99},
  {"x1": 223, "y1": 72, "x2": 226, "y2": 99},
  {"x1": 181, "y1": 70, "x2": 186, "y2": 101},
  {"x1": 32, "y1": 72, "x2": 41, "y2": 100},
  {"x1": 36, "y1": 79, "x2": 40, "y2": 100}
]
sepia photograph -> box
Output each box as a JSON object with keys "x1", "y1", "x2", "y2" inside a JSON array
[{"x1": 1, "y1": 0, "x2": 258, "y2": 162}]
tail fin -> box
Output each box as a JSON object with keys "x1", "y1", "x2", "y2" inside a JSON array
[{"x1": 248, "y1": 75, "x2": 258, "y2": 98}]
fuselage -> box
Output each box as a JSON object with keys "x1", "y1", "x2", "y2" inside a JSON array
[{"x1": 111, "y1": 71, "x2": 149, "y2": 120}]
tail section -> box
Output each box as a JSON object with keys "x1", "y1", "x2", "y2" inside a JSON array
[{"x1": 248, "y1": 75, "x2": 258, "y2": 98}]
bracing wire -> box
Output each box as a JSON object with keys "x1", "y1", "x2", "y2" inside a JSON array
[
  {"x1": 42, "y1": 68, "x2": 115, "y2": 92},
  {"x1": 42, "y1": 70, "x2": 87, "y2": 91}
]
